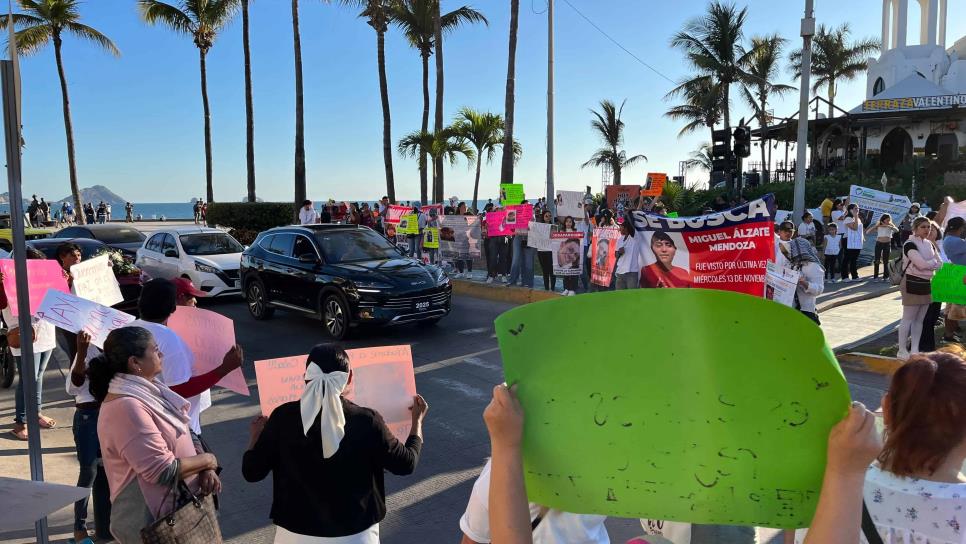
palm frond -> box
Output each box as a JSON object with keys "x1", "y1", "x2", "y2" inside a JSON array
[
  {"x1": 623, "y1": 154, "x2": 648, "y2": 167},
  {"x1": 440, "y1": 5, "x2": 487, "y2": 34},
  {"x1": 138, "y1": 0, "x2": 195, "y2": 35},
  {"x1": 63, "y1": 21, "x2": 120, "y2": 56},
  {"x1": 8, "y1": 23, "x2": 51, "y2": 55}
]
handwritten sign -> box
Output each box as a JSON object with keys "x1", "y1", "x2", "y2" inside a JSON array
[
  {"x1": 500, "y1": 183, "x2": 525, "y2": 205},
  {"x1": 386, "y1": 205, "x2": 410, "y2": 224},
  {"x1": 554, "y1": 190, "x2": 585, "y2": 219},
  {"x1": 765, "y1": 261, "x2": 800, "y2": 307},
  {"x1": 167, "y1": 306, "x2": 249, "y2": 396},
  {"x1": 495, "y1": 289, "x2": 849, "y2": 528},
  {"x1": 35, "y1": 290, "x2": 134, "y2": 348},
  {"x1": 506, "y1": 203, "x2": 534, "y2": 230},
  {"x1": 527, "y1": 221, "x2": 552, "y2": 251},
  {"x1": 397, "y1": 214, "x2": 419, "y2": 235},
  {"x1": 643, "y1": 173, "x2": 668, "y2": 197},
  {"x1": 253, "y1": 345, "x2": 417, "y2": 441},
  {"x1": 70, "y1": 255, "x2": 123, "y2": 307},
  {"x1": 0, "y1": 260, "x2": 69, "y2": 317},
  {"x1": 932, "y1": 263, "x2": 966, "y2": 304}
]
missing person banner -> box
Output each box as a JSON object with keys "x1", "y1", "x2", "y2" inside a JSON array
[
  {"x1": 630, "y1": 194, "x2": 776, "y2": 296},
  {"x1": 527, "y1": 221, "x2": 552, "y2": 251},
  {"x1": 386, "y1": 205, "x2": 411, "y2": 224},
  {"x1": 397, "y1": 213, "x2": 419, "y2": 235},
  {"x1": 485, "y1": 211, "x2": 514, "y2": 236},
  {"x1": 500, "y1": 183, "x2": 524, "y2": 205},
  {"x1": 765, "y1": 261, "x2": 800, "y2": 307},
  {"x1": 606, "y1": 185, "x2": 635, "y2": 213},
  {"x1": 439, "y1": 215, "x2": 481, "y2": 259},
  {"x1": 422, "y1": 227, "x2": 439, "y2": 249},
  {"x1": 505, "y1": 203, "x2": 534, "y2": 230},
  {"x1": 642, "y1": 172, "x2": 668, "y2": 197},
  {"x1": 554, "y1": 190, "x2": 585, "y2": 219},
  {"x1": 551, "y1": 231, "x2": 584, "y2": 276},
  {"x1": 421, "y1": 204, "x2": 443, "y2": 217},
  {"x1": 591, "y1": 227, "x2": 620, "y2": 286}
]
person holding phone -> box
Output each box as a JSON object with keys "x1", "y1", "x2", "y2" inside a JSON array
[{"x1": 841, "y1": 204, "x2": 864, "y2": 281}]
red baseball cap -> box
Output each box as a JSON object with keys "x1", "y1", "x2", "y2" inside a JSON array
[{"x1": 173, "y1": 277, "x2": 206, "y2": 299}]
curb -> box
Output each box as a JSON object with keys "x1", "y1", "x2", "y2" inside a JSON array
[
  {"x1": 452, "y1": 279, "x2": 561, "y2": 305},
  {"x1": 817, "y1": 286, "x2": 899, "y2": 314},
  {"x1": 837, "y1": 352, "x2": 903, "y2": 376}
]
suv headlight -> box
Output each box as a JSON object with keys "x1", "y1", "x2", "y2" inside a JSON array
[
  {"x1": 353, "y1": 280, "x2": 394, "y2": 293},
  {"x1": 435, "y1": 269, "x2": 450, "y2": 286},
  {"x1": 195, "y1": 261, "x2": 220, "y2": 274}
]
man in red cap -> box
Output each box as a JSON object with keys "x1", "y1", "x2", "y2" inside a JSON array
[{"x1": 173, "y1": 277, "x2": 207, "y2": 307}]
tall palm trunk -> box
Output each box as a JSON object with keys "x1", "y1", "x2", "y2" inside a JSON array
[
  {"x1": 199, "y1": 48, "x2": 214, "y2": 203},
  {"x1": 472, "y1": 149, "x2": 482, "y2": 213},
  {"x1": 376, "y1": 27, "x2": 395, "y2": 202},
  {"x1": 419, "y1": 52, "x2": 429, "y2": 203},
  {"x1": 293, "y1": 0, "x2": 306, "y2": 218},
  {"x1": 722, "y1": 84, "x2": 732, "y2": 192},
  {"x1": 759, "y1": 101, "x2": 768, "y2": 183},
  {"x1": 53, "y1": 33, "x2": 84, "y2": 224},
  {"x1": 499, "y1": 0, "x2": 519, "y2": 184},
  {"x1": 612, "y1": 149, "x2": 621, "y2": 186},
  {"x1": 433, "y1": 1, "x2": 444, "y2": 203},
  {"x1": 828, "y1": 79, "x2": 836, "y2": 117},
  {"x1": 243, "y1": 0, "x2": 256, "y2": 202}
]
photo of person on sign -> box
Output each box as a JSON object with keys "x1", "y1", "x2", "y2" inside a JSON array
[
  {"x1": 640, "y1": 231, "x2": 693, "y2": 288},
  {"x1": 556, "y1": 238, "x2": 582, "y2": 270}
]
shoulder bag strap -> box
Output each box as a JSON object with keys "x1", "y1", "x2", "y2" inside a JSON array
[{"x1": 861, "y1": 500, "x2": 884, "y2": 544}]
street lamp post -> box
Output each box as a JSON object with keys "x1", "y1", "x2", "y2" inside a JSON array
[
  {"x1": 546, "y1": 0, "x2": 555, "y2": 212},
  {"x1": 793, "y1": 0, "x2": 815, "y2": 223}
]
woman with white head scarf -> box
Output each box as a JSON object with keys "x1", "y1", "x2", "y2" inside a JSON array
[
  {"x1": 243, "y1": 344, "x2": 428, "y2": 543},
  {"x1": 788, "y1": 237, "x2": 826, "y2": 325}
]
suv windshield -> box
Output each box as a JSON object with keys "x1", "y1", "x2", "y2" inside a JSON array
[
  {"x1": 97, "y1": 228, "x2": 145, "y2": 244},
  {"x1": 314, "y1": 229, "x2": 401, "y2": 264},
  {"x1": 180, "y1": 233, "x2": 244, "y2": 256}
]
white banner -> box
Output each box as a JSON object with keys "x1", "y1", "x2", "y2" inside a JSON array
[
  {"x1": 36, "y1": 290, "x2": 135, "y2": 348},
  {"x1": 553, "y1": 190, "x2": 585, "y2": 219},
  {"x1": 526, "y1": 221, "x2": 552, "y2": 251},
  {"x1": 439, "y1": 215, "x2": 482, "y2": 259},
  {"x1": 70, "y1": 254, "x2": 123, "y2": 307},
  {"x1": 765, "y1": 261, "x2": 800, "y2": 307}
]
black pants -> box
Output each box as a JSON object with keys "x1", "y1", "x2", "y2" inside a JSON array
[
  {"x1": 824, "y1": 254, "x2": 838, "y2": 279},
  {"x1": 537, "y1": 251, "x2": 555, "y2": 290},
  {"x1": 842, "y1": 248, "x2": 860, "y2": 279},
  {"x1": 498, "y1": 237, "x2": 512, "y2": 275},
  {"x1": 456, "y1": 259, "x2": 472, "y2": 273},
  {"x1": 801, "y1": 311, "x2": 821, "y2": 325},
  {"x1": 919, "y1": 301, "x2": 942, "y2": 352},
  {"x1": 485, "y1": 237, "x2": 504, "y2": 278},
  {"x1": 873, "y1": 241, "x2": 891, "y2": 279}
]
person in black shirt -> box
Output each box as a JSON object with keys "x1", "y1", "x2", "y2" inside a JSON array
[{"x1": 243, "y1": 344, "x2": 427, "y2": 542}]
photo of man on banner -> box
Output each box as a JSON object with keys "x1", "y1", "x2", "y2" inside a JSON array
[{"x1": 639, "y1": 231, "x2": 693, "y2": 288}]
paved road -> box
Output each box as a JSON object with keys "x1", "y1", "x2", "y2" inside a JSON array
[{"x1": 0, "y1": 293, "x2": 889, "y2": 543}]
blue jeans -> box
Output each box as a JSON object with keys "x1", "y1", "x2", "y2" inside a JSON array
[
  {"x1": 508, "y1": 236, "x2": 536, "y2": 288},
  {"x1": 14, "y1": 349, "x2": 52, "y2": 424},
  {"x1": 407, "y1": 235, "x2": 422, "y2": 259},
  {"x1": 72, "y1": 407, "x2": 111, "y2": 533}
]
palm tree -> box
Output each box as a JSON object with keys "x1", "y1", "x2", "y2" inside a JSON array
[
  {"x1": 3, "y1": 0, "x2": 119, "y2": 225},
  {"x1": 670, "y1": 1, "x2": 753, "y2": 131},
  {"x1": 340, "y1": 0, "x2": 396, "y2": 202},
  {"x1": 242, "y1": 0, "x2": 256, "y2": 202},
  {"x1": 292, "y1": 0, "x2": 306, "y2": 216},
  {"x1": 432, "y1": 0, "x2": 442, "y2": 203},
  {"x1": 139, "y1": 0, "x2": 238, "y2": 203},
  {"x1": 741, "y1": 34, "x2": 795, "y2": 183},
  {"x1": 664, "y1": 75, "x2": 725, "y2": 142},
  {"x1": 452, "y1": 107, "x2": 521, "y2": 212},
  {"x1": 685, "y1": 143, "x2": 713, "y2": 172},
  {"x1": 790, "y1": 23, "x2": 879, "y2": 117},
  {"x1": 390, "y1": 0, "x2": 487, "y2": 203},
  {"x1": 499, "y1": 0, "x2": 519, "y2": 184},
  {"x1": 581, "y1": 99, "x2": 647, "y2": 186},
  {"x1": 398, "y1": 128, "x2": 475, "y2": 200}
]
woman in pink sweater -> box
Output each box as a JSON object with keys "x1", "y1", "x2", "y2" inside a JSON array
[
  {"x1": 89, "y1": 326, "x2": 221, "y2": 543},
  {"x1": 897, "y1": 217, "x2": 943, "y2": 360}
]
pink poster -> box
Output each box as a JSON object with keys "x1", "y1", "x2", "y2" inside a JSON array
[
  {"x1": 485, "y1": 211, "x2": 514, "y2": 236},
  {"x1": 167, "y1": 306, "x2": 249, "y2": 396},
  {"x1": 0, "y1": 259, "x2": 70, "y2": 317},
  {"x1": 387, "y1": 205, "x2": 411, "y2": 224},
  {"x1": 253, "y1": 355, "x2": 305, "y2": 417},
  {"x1": 421, "y1": 204, "x2": 443, "y2": 217},
  {"x1": 505, "y1": 203, "x2": 534, "y2": 230}
]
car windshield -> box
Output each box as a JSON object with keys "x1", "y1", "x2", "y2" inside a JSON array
[
  {"x1": 314, "y1": 229, "x2": 401, "y2": 264},
  {"x1": 180, "y1": 233, "x2": 244, "y2": 256},
  {"x1": 96, "y1": 228, "x2": 145, "y2": 244}
]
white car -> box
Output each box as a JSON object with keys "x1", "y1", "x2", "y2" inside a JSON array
[{"x1": 136, "y1": 226, "x2": 244, "y2": 297}]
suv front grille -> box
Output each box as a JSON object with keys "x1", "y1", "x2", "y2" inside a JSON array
[{"x1": 358, "y1": 287, "x2": 450, "y2": 309}]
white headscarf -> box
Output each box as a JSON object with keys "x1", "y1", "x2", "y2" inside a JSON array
[{"x1": 299, "y1": 362, "x2": 350, "y2": 458}]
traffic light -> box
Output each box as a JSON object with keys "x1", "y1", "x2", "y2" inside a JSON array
[
  {"x1": 711, "y1": 129, "x2": 733, "y2": 175},
  {"x1": 733, "y1": 125, "x2": 751, "y2": 158}
]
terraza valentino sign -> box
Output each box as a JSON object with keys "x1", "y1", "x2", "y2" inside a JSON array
[{"x1": 862, "y1": 94, "x2": 966, "y2": 111}]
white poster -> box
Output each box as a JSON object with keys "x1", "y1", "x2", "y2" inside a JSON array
[
  {"x1": 440, "y1": 215, "x2": 482, "y2": 259},
  {"x1": 553, "y1": 190, "x2": 585, "y2": 219},
  {"x1": 765, "y1": 261, "x2": 800, "y2": 307},
  {"x1": 526, "y1": 221, "x2": 552, "y2": 251},
  {"x1": 36, "y1": 290, "x2": 135, "y2": 348},
  {"x1": 0, "y1": 477, "x2": 90, "y2": 530},
  {"x1": 551, "y1": 231, "x2": 584, "y2": 276},
  {"x1": 70, "y1": 254, "x2": 123, "y2": 307}
]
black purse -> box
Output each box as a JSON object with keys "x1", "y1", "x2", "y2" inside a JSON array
[{"x1": 905, "y1": 274, "x2": 932, "y2": 296}]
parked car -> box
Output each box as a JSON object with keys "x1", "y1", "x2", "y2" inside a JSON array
[
  {"x1": 0, "y1": 214, "x2": 56, "y2": 252},
  {"x1": 55, "y1": 224, "x2": 146, "y2": 259},
  {"x1": 240, "y1": 224, "x2": 451, "y2": 339},
  {"x1": 136, "y1": 226, "x2": 244, "y2": 297},
  {"x1": 27, "y1": 237, "x2": 142, "y2": 314}
]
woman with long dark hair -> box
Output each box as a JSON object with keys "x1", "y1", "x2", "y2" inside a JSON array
[
  {"x1": 560, "y1": 216, "x2": 580, "y2": 296},
  {"x1": 536, "y1": 209, "x2": 556, "y2": 291}
]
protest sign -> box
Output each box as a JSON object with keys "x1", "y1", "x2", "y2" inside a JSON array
[
  {"x1": 630, "y1": 194, "x2": 776, "y2": 296},
  {"x1": 0, "y1": 259, "x2": 70, "y2": 317},
  {"x1": 70, "y1": 254, "x2": 123, "y2": 307},
  {"x1": 422, "y1": 227, "x2": 440, "y2": 249},
  {"x1": 666, "y1": 212, "x2": 679, "y2": 218},
  {"x1": 167, "y1": 306, "x2": 249, "y2": 396},
  {"x1": 495, "y1": 288, "x2": 849, "y2": 528},
  {"x1": 421, "y1": 203, "x2": 443, "y2": 217},
  {"x1": 386, "y1": 205, "x2": 410, "y2": 224},
  {"x1": 606, "y1": 185, "x2": 635, "y2": 213},
  {"x1": 505, "y1": 203, "x2": 534, "y2": 230},
  {"x1": 590, "y1": 227, "x2": 619, "y2": 286},
  {"x1": 849, "y1": 185, "x2": 911, "y2": 223},
  {"x1": 0, "y1": 477, "x2": 91, "y2": 529},
  {"x1": 554, "y1": 190, "x2": 585, "y2": 219},
  {"x1": 551, "y1": 231, "x2": 584, "y2": 276},
  {"x1": 253, "y1": 345, "x2": 416, "y2": 441},
  {"x1": 765, "y1": 261, "x2": 800, "y2": 307},
  {"x1": 500, "y1": 183, "x2": 525, "y2": 205},
  {"x1": 932, "y1": 263, "x2": 966, "y2": 304},
  {"x1": 943, "y1": 200, "x2": 966, "y2": 229},
  {"x1": 36, "y1": 290, "x2": 134, "y2": 348},
  {"x1": 397, "y1": 213, "x2": 419, "y2": 235},
  {"x1": 485, "y1": 211, "x2": 513, "y2": 236},
  {"x1": 642, "y1": 172, "x2": 668, "y2": 197},
  {"x1": 440, "y1": 215, "x2": 482, "y2": 259},
  {"x1": 526, "y1": 221, "x2": 552, "y2": 251}
]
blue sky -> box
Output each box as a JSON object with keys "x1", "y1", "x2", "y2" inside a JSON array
[{"x1": 12, "y1": 0, "x2": 966, "y2": 203}]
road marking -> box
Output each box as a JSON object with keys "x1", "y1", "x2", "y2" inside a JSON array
[
  {"x1": 414, "y1": 347, "x2": 500, "y2": 374},
  {"x1": 457, "y1": 327, "x2": 491, "y2": 335},
  {"x1": 428, "y1": 377, "x2": 490, "y2": 401},
  {"x1": 463, "y1": 356, "x2": 501, "y2": 370}
]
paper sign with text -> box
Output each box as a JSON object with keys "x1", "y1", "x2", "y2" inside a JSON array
[
  {"x1": 765, "y1": 261, "x2": 800, "y2": 307},
  {"x1": 386, "y1": 205, "x2": 411, "y2": 224},
  {"x1": 397, "y1": 214, "x2": 419, "y2": 235},
  {"x1": 440, "y1": 215, "x2": 482, "y2": 258},
  {"x1": 590, "y1": 227, "x2": 620, "y2": 286},
  {"x1": 485, "y1": 211, "x2": 514, "y2": 236},
  {"x1": 505, "y1": 203, "x2": 534, "y2": 231},
  {"x1": 642, "y1": 173, "x2": 668, "y2": 197},
  {"x1": 422, "y1": 227, "x2": 440, "y2": 249},
  {"x1": 527, "y1": 222, "x2": 552, "y2": 251},
  {"x1": 70, "y1": 255, "x2": 123, "y2": 307},
  {"x1": 932, "y1": 263, "x2": 966, "y2": 304},
  {"x1": 253, "y1": 355, "x2": 306, "y2": 417},
  {"x1": 0, "y1": 260, "x2": 69, "y2": 317},
  {"x1": 500, "y1": 183, "x2": 525, "y2": 205},
  {"x1": 167, "y1": 306, "x2": 249, "y2": 396},
  {"x1": 35, "y1": 290, "x2": 134, "y2": 348},
  {"x1": 551, "y1": 231, "x2": 585, "y2": 276},
  {"x1": 554, "y1": 190, "x2": 585, "y2": 219}
]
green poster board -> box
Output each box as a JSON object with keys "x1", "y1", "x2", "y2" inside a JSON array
[
  {"x1": 495, "y1": 289, "x2": 849, "y2": 529},
  {"x1": 932, "y1": 263, "x2": 966, "y2": 304},
  {"x1": 666, "y1": 212, "x2": 679, "y2": 218},
  {"x1": 397, "y1": 214, "x2": 419, "y2": 235},
  {"x1": 423, "y1": 227, "x2": 440, "y2": 249},
  {"x1": 500, "y1": 183, "x2": 525, "y2": 205}
]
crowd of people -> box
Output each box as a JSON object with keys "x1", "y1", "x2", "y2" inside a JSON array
[{"x1": 23, "y1": 195, "x2": 134, "y2": 227}]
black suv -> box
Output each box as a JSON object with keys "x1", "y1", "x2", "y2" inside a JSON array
[{"x1": 240, "y1": 224, "x2": 452, "y2": 339}]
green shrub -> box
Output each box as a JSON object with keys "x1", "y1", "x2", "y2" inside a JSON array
[{"x1": 205, "y1": 202, "x2": 294, "y2": 236}]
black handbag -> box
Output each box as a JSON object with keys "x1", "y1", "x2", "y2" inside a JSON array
[
  {"x1": 905, "y1": 274, "x2": 932, "y2": 296},
  {"x1": 140, "y1": 481, "x2": 222, "y2": 544}
]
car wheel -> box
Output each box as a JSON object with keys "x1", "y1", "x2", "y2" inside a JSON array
[
  {"x1": 322, "y1": 294, "x2": 349, "y2": 340},
  {"x1": 0, "y1": 344, "x2": 15, "y2": 388},
  {"x1": 246, "y1": 279, "x2": 274, "y2": 320}
]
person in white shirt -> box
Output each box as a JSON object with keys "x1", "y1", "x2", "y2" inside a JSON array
[
  {"x1": 797, "y1": 212, "x2": 817, "y2": 246},
  {"x1": 773, "y1": 221, "x2": 795, "y2": 269},
  {"x1": 614, "y1": 221, "x2": 641, "y2": 289},
  {"x1": 865, "y1": 214, "x2": 900, "y2": 282},
  {"x1": 298, "y1": 199, "x2": 319, "y2": 225},
  {"x1": 841, "y1": 204, "x2": 864, "y2": 281},
  {"x1": 788, "y1": 238, "x2": 825, "y2": 324},
  {"x1": 822, "y1": 224, "x2": 841, "y2": 282},
  {"x1": 459, "y1": 459, "x2": 610, "y2": 544}
]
